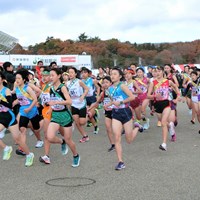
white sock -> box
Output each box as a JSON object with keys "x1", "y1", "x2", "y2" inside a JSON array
[{"x1": 169, "y1": 122, "x2": 175, "y2": 136}]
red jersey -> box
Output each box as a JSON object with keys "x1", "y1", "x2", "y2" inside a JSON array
[{"x1": 153, "y1": 79, "x2": 170, "y2": 101}]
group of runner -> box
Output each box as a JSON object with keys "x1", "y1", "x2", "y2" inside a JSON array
[{"x1": 0, "y1": 61, "x2": 199, "y2": 170}]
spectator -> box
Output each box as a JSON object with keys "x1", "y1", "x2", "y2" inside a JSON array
[
  {"x1": 147, "y1": 66, "x2": 153, "y2": 78},
  {"x1": 35, "y1": 60, "x2": 43, "y2": 82},
  {"x1": 3, "y1": 61, "x2": 15, "y2": 90},
  {"x1": 49, "y1": 61, "x2": 58, "y2": 69}
]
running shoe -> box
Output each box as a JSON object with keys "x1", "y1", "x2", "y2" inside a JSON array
[
  {"x1": 134, "y1": 122, "x2": 144, "y2": 132},
  {"x1": 72, "y1": 154, "x2": 80, "y2": 167},
  {"x1": 190, "y1": 120, "x2": 195, "y2": 124},
  {"x1": 95, "y1": 108, "x2": 100, "y2": 120},
  {"x1": 35, "y1": 140, "x2": 44, "y2": 148},
  {"x1": 16, "y1": 148, "x2": 26, "y2": 156},
  {"x1": 143, "y1": 118, "x2": 150, "y2": 130},
  {"x1": 61, "y1": 142, "x2": 69, "y2": 155},
  {"x1": 87, "y1": 121, "x2": 92, "y2": 127},
  {"x1": 25, "y1": 153, "x2": 34, "y2": 167},
  {"x1": 3, "y1": 146, "x2": 13, "y2": 160},
  {"x1": 157, "y1": 121, "x2": 162, "y2": 127},
  {"x1": 115, "y1": 162, "x2": 125, "y2": 170},
  {"x1": 79, "y1": 136, "x2": 89, "y2": 143},
  {"x1": 39, "y1": 155, "x2": 51, "y2": 164},
  {"x1": 159, "y1": 144, "x2": 167, "y2": 151},
  {"x1": 136, "y1": 119, "x2": 141, "y2": 123},
  {"x1": 93, "y1": 126, "x2": 99, "y2": 134},
  {"x1": 171, "y1": 133, "x2": 176, "y2": 142},
  {"x1": 108, "y1": 145, "x2": 115, "y2": 152}
]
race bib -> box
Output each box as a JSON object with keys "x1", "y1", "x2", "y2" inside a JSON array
[
  {"x1": 140, "y1": 85, "x2": 147, "y2": 93},
  {"x1": 113, "y1": 96, "x2": 125, "y2": 108},
  {"x1": 41, "y1": 93, "x2": 50, "y2": 105},
  {"x1": 69, "y1": 88, "x2": 79, "y2": 98},
  {"x1": 103, "y1": 97, "x2": 113, "y2": 110},
  {"x1": 51, "y1": 97, "x2": 65, "y2": 111},
  {"x1": 18, "y1": 95, "x2": 30, "y2": 106},
  {"x1": 155, "y1": 88, "x2": 168, "y2": 101}
]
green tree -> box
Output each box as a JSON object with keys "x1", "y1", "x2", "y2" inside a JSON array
[{"x1": 78, "y1": 33, "x2": 88, "y2": 42}]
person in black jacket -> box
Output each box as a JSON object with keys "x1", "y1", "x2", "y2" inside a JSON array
[{"x1": 3, "y1": 62, "x2": 15, "y2": 90}]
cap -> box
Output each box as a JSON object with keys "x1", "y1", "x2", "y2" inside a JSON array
[
  {"x1": 62, "y1": 72, "x2": 69, "y2": 76},
  {"x1": 42, "y1": 71, "x2": 50, "y2": 75},
  {"x1": 28, "y1": 70, "x2": 34, "y2": 76}
]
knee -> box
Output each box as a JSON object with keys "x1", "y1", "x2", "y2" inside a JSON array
[
  {"x1": 106, "y1": 127, "x2": 112, "y2": 133},
  {"x1": 79, "y1": 121, "x2": 86, "y2": 126},
  {"x1": 161, "y1": 122, "x2": 168, "y2": 127},
  {"x1": 47, "y1": 134, "x2": 54, "y2": 142},
  {"x1": 126, "y1": 138, "x2": 131, "y2": 144},
  {"x1": 114, "y1": 136, "x2": 121, "y2": 144}
]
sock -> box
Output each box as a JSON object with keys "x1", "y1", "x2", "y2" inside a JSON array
[
  {"x1": 74, "y1": 154, "x2": 79, "y2": 158},
  {"x1": 169, "y1": 122, "x2": 175, "y2": 136},
  {"x1": 62, "y1": 139, "x2": 65, "y2": 144}
]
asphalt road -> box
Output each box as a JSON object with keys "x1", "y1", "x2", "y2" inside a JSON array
[{"x1": 0, "y1": 102, "x2": 200, "y2": 200}]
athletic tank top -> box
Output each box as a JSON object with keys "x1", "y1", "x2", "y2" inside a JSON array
[
  {"x1": 67, "y1": 79, "x2": 86, "y2": 109},
  {"x1": 103, "y1": 90, "x2": 113, "y2": 111},
  {"x1": 50, "y1": 84, "x2": 66, "y2": 111},
  {"x1": 190, "y1": 80, "x2": 200, "y2": 102},
  {"x1": 16, "y1": 84, "x2": 33, "y2": 107},
  {"x1": 153, "y1": 79, "x2": 170, "y2": 101},
  {"x1": 82, "y1": 77, "x2": 95, "y2": 97},
  {"x1": 0, "y1": 87, "x2": 10, "y2": 112},
  {"x1": 136, "y1": 77, "x2": 148, "y2": 94},
  {"x1": 40, "y1": 83, "x2": 51, "y2": 106},
  {"x1": 125, "y1": 80, "x2": 135, "y2": 94},
  {"x1": 108, "y1": 82, "x2": 129, "y2": 109}
]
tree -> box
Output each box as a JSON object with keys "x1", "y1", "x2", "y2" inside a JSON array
[{"x1": 78, "y1": 33, "x2": 88, "y2": 42}]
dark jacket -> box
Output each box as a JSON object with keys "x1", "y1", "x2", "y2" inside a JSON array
[{"x1": 3, "y1": 71, "x2": 15, "y2": 90}]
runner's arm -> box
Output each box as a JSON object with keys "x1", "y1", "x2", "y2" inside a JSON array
[
  {"x1": 0, "y1": 88, "x2": 13, "y2": 109},
  {"x1": 24, "y1": 86, "x2": 38, "y2": 112},
  {"x1": 79, "y1": 81, "x2": 89, "y2": 99},
  {"x1": 59, "y1": 86, "x2": 72, "y2": 106},
  {"x1": 120, "y1": 84, "x2": 135, "y2": 104},
  {"x1": 147, "y1": 82, "x2": 154, "y2": 100}
]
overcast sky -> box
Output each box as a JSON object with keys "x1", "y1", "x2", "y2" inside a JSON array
[{"x1": 1, "y1": 0, "x2": 200, "y2": 46}]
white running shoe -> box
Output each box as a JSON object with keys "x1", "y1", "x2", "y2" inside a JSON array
[
  {"x1": 39, "y1": 155, "x2": 51, "y2": 164},
  {"x1": 143, "y1": 118, "x2": 150, "y2": 130},
  {"x1": 35, "y1": 140, "x2": 44, "y2": 148},
  {"x1": 3, "y1": 146, "x2": 13, "y2": 160}
]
